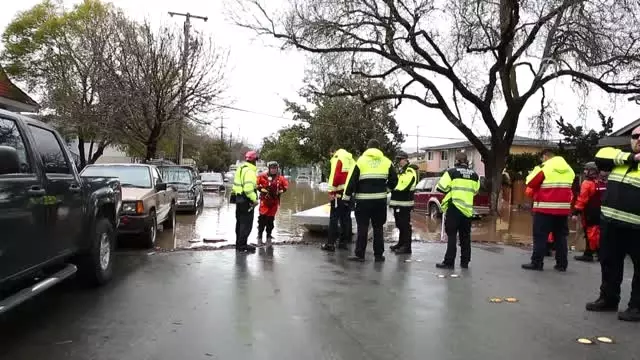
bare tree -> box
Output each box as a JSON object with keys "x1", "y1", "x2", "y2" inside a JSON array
[
  {"x1": 234, "y1": 0, "x2": 640, "y2": 211},
  {"x1": 104, "y1": 16, "x2": 228, "y2": 160},
  {"x1": 2, "y1": 0, "x2": 120, "y2": 168}
]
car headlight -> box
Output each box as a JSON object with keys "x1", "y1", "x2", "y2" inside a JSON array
[{"x1": 122, "y1": 201, "x2": 144, "y2": 214}]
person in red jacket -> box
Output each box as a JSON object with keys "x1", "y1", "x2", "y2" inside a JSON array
[
  {"x1": 572, "y1": 162, "x2": 606, "y2": 262},
  {"x1": 256, "y1": 161, "x2": 288, "y2": 243}
]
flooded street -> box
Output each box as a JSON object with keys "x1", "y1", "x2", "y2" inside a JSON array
[{"x1": 153, "y1": 181, "x2": 587, "y2": 251}]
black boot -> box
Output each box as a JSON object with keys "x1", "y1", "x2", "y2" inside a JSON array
[
  {"x1": 321, "y1": 243, "x2": 336, "y2": 252},
  {"x1": 337, "y1": 242, "x2": 349, "y2": 250},
  {"x1": 586, "y1": 297, "x2": 619, "y2": 312},
  {"x1": 574, "y1": 251, "x2": 594, "y2": 262},
  {"x1": 618, "y1": 307, "x2": 640, "y2": 322},
  {"x1": 394, "y1": 247, "x2": 412, "y2": 255},
  {"x1": 374, "y1": 255, "x2": 385, "y2": 262},
  {"x1": 390, "y1": 243, "x2": 401, "y2": 252},
  {"x1": 348, "y1": 255, "x2": 365, "y2": 262},
  {"x1": 522, "y1": 263, "x2": 543, "y2": 271},
  {"x1": 436, "y1": 262, "x2": 454, "y2": 269}
]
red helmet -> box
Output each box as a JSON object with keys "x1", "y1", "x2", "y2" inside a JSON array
[{"x1": 245, "y1": 150, "x2": 258, "y2": 161}]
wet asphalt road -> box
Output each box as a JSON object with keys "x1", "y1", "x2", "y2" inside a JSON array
[{"x1": 1, "y1": 243, "x2": 638, "y2": 360}]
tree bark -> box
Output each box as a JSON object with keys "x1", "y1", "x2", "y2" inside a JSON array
[
  {"x1": 77, "y1": 137, "x2": 87, "y2": 169},
  {"x1": 484, "y1": 144, "x2": 509, "y2": 215}
]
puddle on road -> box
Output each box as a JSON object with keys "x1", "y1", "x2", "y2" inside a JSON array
[{"x1": 155, "y1": 182, "x2": 586, "y2": 251}]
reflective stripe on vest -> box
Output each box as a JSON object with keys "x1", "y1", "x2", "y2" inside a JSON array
[
  {"x1": 352, "y1": 151, "x2": 392, "y2": 201},
  {"x1": 355, "y1": 192, "x2": 388, "y2": 200},
  {"x1": 389, "y1": 199, "x2": 414, "y2": 207},
  {"x1": 602, "y1": 206, "x2": 640, "y2": 225}
]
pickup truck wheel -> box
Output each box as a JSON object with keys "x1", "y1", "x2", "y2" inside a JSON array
[
  {"x1": 143, "y1": 211, "x2": 157, "y2": 248},
  {"x1": 78, "y1": 217, "x2": 114, "y2": 286},
  {"x1": 428, "y1": 203, "x2": 440, "y2": 219},
  {"x1": 164, "y1": 204, "x2": 176, "y2": 229}
]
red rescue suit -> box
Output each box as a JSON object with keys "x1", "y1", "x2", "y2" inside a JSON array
[
  {"x1": 257, "y1": 172, "x2": 288, "y2": 216},
  {"x1": 573, "y1": 178, "x2": 606, "y2": 251}
]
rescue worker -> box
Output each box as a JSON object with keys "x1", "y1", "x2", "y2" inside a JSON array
[
  {"x1": 343, "y1": 139, "x2": 398, "y2": 262},
  {"x1": 231, "y1": 150, "x2": 259, "y2": 253},
  {"x1": 572, "y1": 162, "x2": 606, "y2": 262},
  {"x1": 256, "y1": 161, "x2": 289, "y2": 244},
  {"x1": 522, "y1": 149, "x2": 575, "y2": 271},
  {"x1": 435, "y1": 152, "x2": 481, "y2": 269},
  {"x1": 389, "y1": 151, "x2": 419, "y2": 254},
  {"x1": 321, "y1": 147, "x2": 355, "y2": 252},
  {"x1": 586, "y1": 126, "x2": 640, "y2": 322}
]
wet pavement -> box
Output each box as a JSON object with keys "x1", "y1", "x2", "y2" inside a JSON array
[{"x1": 1, "y1": 243, "x2": 638, "y2": 360}]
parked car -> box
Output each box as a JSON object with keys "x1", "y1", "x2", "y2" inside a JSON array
[
  {"x1": 295, "y1": 175, "x2": 311, "y2": 183},
  {"x1": 80, "y1": 163, "x2": 176, "y2": 247},
  {"x1": 0, "y1": 110, "x2": 121, "y2": 315},
  {"x1": 413, "y1": 177, "x2": 490, "y2": 218},
  {"x1": 223, "y1": 171, "x2": 234, "y2": 183},
  {"x1": 158, "y1": 165, "x2": 203, "y2": 213},
  {"x1": 201, "y1": 172, "x2": 225, "y2": 192}
]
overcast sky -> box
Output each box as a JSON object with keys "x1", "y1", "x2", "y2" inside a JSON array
[{"x1": 2, "y1": 0, "x2": 639, "y2": 151}]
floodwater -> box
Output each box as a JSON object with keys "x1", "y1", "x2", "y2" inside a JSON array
[{"x1": 153, "y1": 181, "x2": 587, "y2": 251}]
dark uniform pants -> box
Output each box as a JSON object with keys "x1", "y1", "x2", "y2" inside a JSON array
[
  {"x1": 257, "y1": 215, "x2": 275, "y2": 237},
  {"x1": 599, "y1": 220, "x2": 640, "y2": 307},
  {"x1": 393, "y1": 206, "x2": 412, "y2": 249},
  {"x1": 328, "y1": 198, "x2": 352, "y2": 245},
  {"x1": 354, "y1": 201, "x2": 386, "y2": 258},
  {"x1": 532, "y1": 213, "x2": 568, "y2": 268},
  {"x1": 235, "y1": 200, "x2": 255, "y2": 248},
  {"x1": 444, "y1": 205, "x2": 472, "y2": 265}
]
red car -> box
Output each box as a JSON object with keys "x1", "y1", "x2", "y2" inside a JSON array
[{"x1": 413, "y1": 177, "x2": 490, "y2": 218}]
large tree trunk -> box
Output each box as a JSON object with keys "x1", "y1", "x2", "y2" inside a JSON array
[
  {"x1": 484, "y1": 145, "x2": 509, "y2": 215},
  {"x1": 145, "y1": 142, "x2": 157, "y2": 161},
  {"x1": 77, "y1": 137, "x2": 87, "y2": 169}
]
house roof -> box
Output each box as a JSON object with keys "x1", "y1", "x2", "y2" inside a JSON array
[
  {"x1": 0, "y1": 66, "x2": 39, "y2": 112},
  {"x1": 596, "y1": 117, "x2": 640, "y2": 148},
  {"x1": 610, "y1": 118, "x2": 640, "y2": 136},
  {"x1": 421, "y1": 135, "x2": 556, "y2": 151}
]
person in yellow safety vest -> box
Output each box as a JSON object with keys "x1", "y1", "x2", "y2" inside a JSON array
[
  {"x1": 231, "y1": 150, "x2": 259, "y2": 254},
  {"x1": 586, "y1": 125, "x2": 640, "y2": 322},
  {"x1": 321, "y1": 147, "x2": 355, "y2": 252},
  {"x1": 435, "y1": 152, "x2": 480, "y2": 269},
  {"x1": 389, "y1": 151, "x2": 419, "y2": 254},
  {"x1": 521, "y1": 149, "x2": 575, "y2": 272},
  {"x1": 343, "y1": 139, "x2": 398, "y2": 262}
]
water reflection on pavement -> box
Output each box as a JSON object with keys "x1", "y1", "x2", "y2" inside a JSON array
[{"x1": 154, "y1": 182, "x2": 586, "y2": 251}]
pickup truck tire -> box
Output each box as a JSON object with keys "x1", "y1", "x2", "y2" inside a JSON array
[
  {"x1": 143, "y1": 211, "x2": 157, "y2": 248},
  {"x1": 78, "y1": 217, "x2": 115, "y2": 286},
  {"x1": 164, "y1": 203, "x2": 176, "y2": 229}
]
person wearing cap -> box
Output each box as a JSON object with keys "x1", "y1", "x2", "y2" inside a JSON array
[
  {"x1": 256, "y1": 161, "x2": 289, "y2": 244},
  {"x1": 343, "y1": 139, "x2": 398, "y2": 262},
  {"x1": 586, "y1": 125, "x2": 640, "y2": 322},
  {"x1": 522, "y1": 149, "x2": 575, "y2": 272},
  {"x1": 231, "y1": 150, "x2": 259, "y2": 253},
  {"x1": 572, "y1": 162, "x2": 606, "y2": 262},
  {"x1": 435, "y1": 152, "x2": 480, "y2": 269},
  {"x1": 389, "y1": 151, "x2": 419, "y2": 254}
]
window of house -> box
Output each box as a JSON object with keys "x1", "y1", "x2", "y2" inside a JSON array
[
  {"x1": 28, "y1": 125, "x2": 71, "y2": 174},
  {"x1": 427, "y1": 151, "x2": 434, "y2": 161},
  {"x1": 441, "y1": 151, "x2": 448, "y2": 161}
]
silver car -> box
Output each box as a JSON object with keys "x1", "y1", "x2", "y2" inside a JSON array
[{"x1": 201, "y1": 172, "x2": 225, "y2": 192}]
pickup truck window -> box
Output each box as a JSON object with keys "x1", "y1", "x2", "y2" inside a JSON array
[
  {"x1": 0, "y1": 118, "x2": 32, "y2": 174},
  {"x1": 28, "y1": 125, "x2": 71, "y2": 174},
  {"x1": 81, "y1": 165, "x2": 152, "y2": 188},
  {"x1": 161, "y1": 167, "x2": 192, "y2": 184}
]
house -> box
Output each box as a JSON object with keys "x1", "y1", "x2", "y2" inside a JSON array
[
  {"x1": 598, "y1": 118, "x2": 639, "y2": 151},
  {"x1": 0, "y1": 66, "x2": 39, "y2": 113},
  {"x1": 421, "y1": 136, "x2": 556, "y2": 176}
]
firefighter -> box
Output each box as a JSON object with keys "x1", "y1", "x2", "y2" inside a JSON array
[
  {"x1": 389, "y1": 151, "x2": 418, "y2": 254},
  {"x1": 231, "y1": 150, "x2": 259, "y2": 253},
  {"x1": 256, "y1": 161, "x2": 289, "y2": 244},
  {"x1": 435, "y1": 152, "x2": 481, "y2": 269},
  {"x1": 586, "y1": 126, "x2": 640, "y2": 322},
  {"x1": 343, "y1": 139, "x2": 398, "y2": 262},
  {"x1": 572, "y1": 162, "x2": 606, "y2": 262},
  {"x1": 321, "y1": 147, "x2": 355, "y2": 252},
  {"x1": 522, "y1": 149, "x2": 575, "y2": 271}
]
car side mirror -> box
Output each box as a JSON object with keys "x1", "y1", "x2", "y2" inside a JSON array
[
  {"x1": 155, "y1": 182, "x2": 168, "y2": 191},
  {"x1": 0, "y1": 145, "x2": 21, "y2": 175}
]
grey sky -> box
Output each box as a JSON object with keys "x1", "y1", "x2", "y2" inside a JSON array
[{"x1": 2, "y1": 0, "x2": 639, "y2": 151}]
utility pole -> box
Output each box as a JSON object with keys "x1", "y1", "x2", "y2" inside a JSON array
[
  {"x1": 416, "y1": 125, "x2": 420, "y2": 154},
  {"x1": 169, "y1": 11, "x2": 208, "y2": 164},
  {"x1": 216, "y1": 118, "x2": 227, "y2": 142}
]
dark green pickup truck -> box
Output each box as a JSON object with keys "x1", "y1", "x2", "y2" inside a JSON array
[{"x1": 0, "y1": 109, "x2": 121, "y2": 315}]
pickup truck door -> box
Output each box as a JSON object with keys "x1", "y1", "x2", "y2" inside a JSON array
[
  {"x1": 0, "y1": 117, "x2": 49, "y2": 280},
  {"x1": 413, "y1": 179, "x2": 428, "y2": 211},
  {"x1": 27, "y1": 125, "x2": 84, "y2": 256}
]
